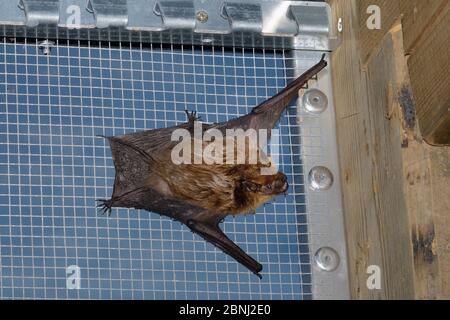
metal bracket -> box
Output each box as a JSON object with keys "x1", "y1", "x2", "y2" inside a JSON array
[
  {"x1": 290, "y1": 5, "x2": 330, "y2": 35},
  {"x1": 290, "y1": 2, "x2": 339, "y2": 51},
  {"x1": 86, "y1": 0, "x2": 128, "y2": 28},
  {"x1": 127, "y1": 0, "x2": 164, "y2": 32},
  {"x1": 193, "y1": 1, "x2": 230, "y2": 34},
  {"x1": 18, "y1": 0, "x2": 59, "y2": 27},
  {"x1": 222, "y1": 2, "x2": 262, "y2": 33},
  {"x1": 154, "y1": 0, "x2": 196, "y2": 30}
]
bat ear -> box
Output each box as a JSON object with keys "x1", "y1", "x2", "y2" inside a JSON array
[{"x1": 242, "y1": 180, "x2": 259, "y2": 192}]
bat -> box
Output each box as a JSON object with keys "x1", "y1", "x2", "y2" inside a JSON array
[{"x1": 97, "y1": 55, "x2": 328, "y2": 278}]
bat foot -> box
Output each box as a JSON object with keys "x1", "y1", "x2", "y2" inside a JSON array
[
  {"x1": 96, "y1": 199, "x2": 113, "y2": 216},
  {"x1": 185, "y1": 110, "x2": 201, "y2": 123}
]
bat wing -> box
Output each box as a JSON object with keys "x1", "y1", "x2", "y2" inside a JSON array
[
  {"x1": 99, "y1": 135, "x2": 263, "y2": 277},
  {"x1": 212, "y1": 54, "x2": 327, "y2": 133}
]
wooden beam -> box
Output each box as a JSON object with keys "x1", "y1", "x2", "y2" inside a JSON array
[
  {"x1": 328, "y1": 0, "x2": 415, "y2": 299},
  {"x1": 400, "y1": 0, "x2": 449, "y2": 54},
  {"x1": 328, "y1": 0, "x2": 379, "y2": 298},
  {"x1": 391, "y1": 26, "x2": 442, "y2": 299},
  {"x1": 428, "y1": 146, "x2": 450, "y2": 298},
  {"x1": 328, "y1": 0, "x2": 450, "y2": 299},
  {"x1": 357, "y1": 0, "x2": 449, "y2": 62},
  {"x1": 407, "y1": 2, "x2": 450, "y2": 145},
  {"x1": 363, "y1": 29, "x2": 418, "y2": 298},
  {"x1": 357, "y1": 0, "x2": 402, "y2": 64},
  {"x1": 356, "y1": 0, "x2": 450, "y2": 145}
]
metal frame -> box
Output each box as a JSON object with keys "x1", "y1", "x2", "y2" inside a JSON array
[
  {"x1": 294, "y1": 51, "x2": 349, "y2": 299},
  {"x1": 0, "y1": 1, "x2": 338, "y2": 50}
]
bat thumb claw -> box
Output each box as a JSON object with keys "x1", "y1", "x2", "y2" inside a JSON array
[{"x1": 185, "y1": 110, "x2": 201, "y2": 123}]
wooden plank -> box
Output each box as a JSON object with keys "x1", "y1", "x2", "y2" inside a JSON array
[
  {"x1": 357, "y1": 0, "x2": 449, "y2": 59},
  {"x1": 328, "y1": 0, "x2": 450, "y2": 299},
  {"x1": 400, "y1": 0, "x2": 449, "y2": 54},
  {"x1": 407, "y1": 2, "x2": 450, "y2": 145},
  {"x1": 328, "y1": 0, "x2": 415, "y2": 299},
  {"x1": 390, "y1": 27, "x2": 442, "y2": 299},
  {"x1": 428, "y1": 146, "x2": 450, "y2": 299},
  {"x1": 364, "y1": 28, "x2": 417, "y2": 299},
  {"x1": 357, "y1": 0, "x2": 402, "y2": 64},
  {"x1": 356, "y1": 0, "x2": 450, "y2": 144},
  {"x1": 328, "y1": 0, "x2": 380, "y2": 299}
]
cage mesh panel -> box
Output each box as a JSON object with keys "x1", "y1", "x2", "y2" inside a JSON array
[{"x1": 0, "y1": 38, "x2": 312, "y2": 299}]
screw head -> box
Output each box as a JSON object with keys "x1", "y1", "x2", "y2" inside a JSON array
[
  {"x1": 38, "y1": 40, "x2": 54, "y2": 55},
  {"x1": 196, "y1": 10, "x2": 209, "y2": 23},
  {"x1": 308, "y1": 166, "x2": 333, "y2": 191},
  {"x1": 302, "y1": 89, "x2": 328, "y2": 114},
  {"x1": 314, "y1": 247, "x2": 340, "y2": 271}
]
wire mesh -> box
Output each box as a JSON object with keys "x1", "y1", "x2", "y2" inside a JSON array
[{"x1": 0, "y1": 38, "x2": 313, "y2": 299}]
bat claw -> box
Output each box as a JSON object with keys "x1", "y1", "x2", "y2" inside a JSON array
[
  {"x1": 185, "y1": 110, "x2": 201, "y2": 123},
  {"x1": 96, "y1": 199, "x2": 113, "y2": 216}
]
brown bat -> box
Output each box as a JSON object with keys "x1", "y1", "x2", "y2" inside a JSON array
[{"x1": 97, "y1": 54, "x2": 327, "y2": 278}]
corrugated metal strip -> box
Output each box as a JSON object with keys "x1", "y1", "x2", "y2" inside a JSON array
[{"x1": 0, "y1": 0, "x2": 338, "y2": 50}]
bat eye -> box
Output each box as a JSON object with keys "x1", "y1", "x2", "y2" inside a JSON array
[
  {"x1": 242, "y1": 180, "x2": 259, "y2": 192},
  {"x1": 266, "y1": 184, "x2": 272, "y2": 190}
]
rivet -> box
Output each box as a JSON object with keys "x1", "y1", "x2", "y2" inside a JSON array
[
  {"x1": 314, "y1": 247, "x2": 340, "y2": 271},
  {"x1": 302, "y1": 89, "x2": 328, "y2": 114},
  {"x1": 308, "y1": 166, "x2": 333, "y2": 191}
]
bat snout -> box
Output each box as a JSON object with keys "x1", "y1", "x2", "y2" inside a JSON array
[{"x1": 259, "y1": 173, "x2": 289, "y2": 195}]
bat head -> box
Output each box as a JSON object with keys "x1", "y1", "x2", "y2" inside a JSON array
[{"x1": 242, "y1": 172, "x2": 289, "y2": 196}]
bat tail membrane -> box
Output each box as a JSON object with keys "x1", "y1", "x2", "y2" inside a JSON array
[
  {"x1": 102, "y1": 136, "x2": 156, "y2": 200},
  {"x1": 186, "y1": 218, "x2": 263, "y2": 279},
  {"x1": 250, "y1": 54, "x2": 328, "y2": 131}
]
